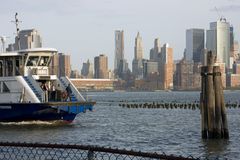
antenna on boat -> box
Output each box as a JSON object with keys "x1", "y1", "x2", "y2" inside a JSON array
[
  {"x1": 11, "y1": 12, "x2": 22, "y2": 50},
  {"x1": 0, "y1": 36, "x2": 10, "y2": 52}
]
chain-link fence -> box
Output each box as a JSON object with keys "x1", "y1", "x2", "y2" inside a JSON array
[{"x1": 0, "y1": 142, "x2": 201, "y2": 160}]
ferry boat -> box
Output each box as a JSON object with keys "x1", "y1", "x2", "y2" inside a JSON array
[{"x1": 0, "y1": 14, "x2": 95, "y2": 122}]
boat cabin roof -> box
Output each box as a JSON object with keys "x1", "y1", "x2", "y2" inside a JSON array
[{"x1": 0, "y1": 48, "x2": 58, "y2": 57}]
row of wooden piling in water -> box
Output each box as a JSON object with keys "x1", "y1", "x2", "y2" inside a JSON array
[{"x1": 118, "y1": 102, "x2": 240, "y2": 109}]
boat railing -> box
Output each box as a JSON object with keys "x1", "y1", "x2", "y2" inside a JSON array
[
  {"x1": 60, "y1": 76, "x2": 86, "y2": 102},
  {"x1": 0, "y1": 92, "x2": 22, "y2": 103},
  {"x1": 21, "y1": 76, "x2": 45, "y2": 102}
]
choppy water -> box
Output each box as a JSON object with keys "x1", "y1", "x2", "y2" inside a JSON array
[{"x1": 0, "y1": 91, "x2": 239, "y2": 159}]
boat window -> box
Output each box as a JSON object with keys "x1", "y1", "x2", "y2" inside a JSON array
[
  {"x1": 39, "y1": 56, "x2": 49, "y2": 66},
  {"x1": 0, "y1": 61, "x2": 3, "y2": 77},
  {"x1": 15, "y1": 57, "x2": 20, "y2": 75},
  {"x1": 6, "y1": 59, "x2": 13, "y2": 76},
  {"x1": 27, "y1": 56, "x2": 39, "y2": 66},
  {"x1": 2, "y1": 82, "x2": 10, "y2": 93}
]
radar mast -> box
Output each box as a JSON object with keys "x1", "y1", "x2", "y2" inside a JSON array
[{"x1": 11, "y1": 13, "x2": 22, "y2": 50}]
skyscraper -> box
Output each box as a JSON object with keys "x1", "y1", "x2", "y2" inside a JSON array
[
  {"x1": 159, "y1": 43, "x2": 173, "y2": 89},
  {"x1": 230, "y1": 26, "x2": 234, "y2": 52},
  {"x1": 81, "y1": 59, "x2": 93, "y2": 78},
  {"x1": 7, "y1": 29, "x2": 42, "y2": 51},
  {"x1": 59, "y1": 53, "x2": 71, "y2": 77},
  {"x1": 114, "y1": 30, "x2": 124, "y2": 77},
  {"x1": 132, "y1": 32, "x2": 144, "y2": 78},
  {"x1": 186, "y1": 29, "x2": 204, "y2": 63},
  {"x1": 206, "y1": 18, "x2": 230, "y2": 68},
  {"x1": 150, "y1": 38, "x2": 161, "y2": 61},
  {"x1": 51, "y1": 53, "x2": 71, "y2": 77},
  {"x1": 134, "y1": 32, "x2": 144, "y2": 59},
  {"x1": 94, "y1": 54, "x2": 108, "y2": 79},
  {"x1": 50, "y1": 53, "x2": 59, "y2": 76}
]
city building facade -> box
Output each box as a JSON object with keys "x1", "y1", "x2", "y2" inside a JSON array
[
  {"x1": 81, "y1": 59, "x2": 93, "y2": 78},
  {"x1": 7, "y1": 29, "x2": 42, "y2": 51},
  {"x1": 159, "y1": 43, "x2": 173, "y2": 90},
  {"x1": 132, "y1": 32, "x2": 144, "y2": 79},
  {"x1": 150, "y1": 38, "x2": 161, "y2": 61},
  {"x1": 59, "y1": 53, "x2": 71, "y2": 77},
  {"x1": 174, "y1": 59, "x2": 201, "y2": 90},
  {"x1": 206, "y1": 18, "x2": 231, "y2": 68},
  {"x1": 186, "y1": 28, "x2": 204, "y2": 63},
  {"x1": 114, "y1": 30, "x2": 126, "y2": 78},
  {"x1": 94, "y1": 54, "x2": 109, "y2": 79},
  {"x1": 143, "y1": 61, "x2": 158, "y2": 78}
]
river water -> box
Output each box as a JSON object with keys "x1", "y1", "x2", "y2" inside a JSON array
[{"x1": 0, "y1": 91, "x2": 239, "y2": 159}]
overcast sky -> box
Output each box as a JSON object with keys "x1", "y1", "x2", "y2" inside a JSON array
[{"x1": 0, "y1": 0, "x2": 239, "y2": 70}]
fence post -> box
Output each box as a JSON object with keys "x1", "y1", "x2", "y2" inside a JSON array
[{"x1": 87, "y1": 149, "x2": 94, "y2": 160}]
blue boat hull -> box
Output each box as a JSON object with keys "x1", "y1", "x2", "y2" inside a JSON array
[{"x1": 0, "y1": 102, "x2": 94, "y2": 122}]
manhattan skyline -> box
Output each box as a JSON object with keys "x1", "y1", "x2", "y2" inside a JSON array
[{"x1": 0, "y1": 0, "x2": 240, "y2": 70}]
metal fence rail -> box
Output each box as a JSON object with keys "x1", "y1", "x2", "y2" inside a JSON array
[{"x1": 0, "y1": 142, "x2": 199, "y2": 160}]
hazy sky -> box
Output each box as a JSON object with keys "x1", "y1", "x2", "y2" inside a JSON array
[{"x1": 0, "y1": 0, "x2": 239, "y2": 70}]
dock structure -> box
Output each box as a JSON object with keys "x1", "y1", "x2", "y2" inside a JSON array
[{"x1": 200, "y1": 51, "x2": 229, "y2": 139}]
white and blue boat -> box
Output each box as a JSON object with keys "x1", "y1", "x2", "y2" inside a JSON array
[{"x1": 0, "y1": 14, "x2": 95, "y2": 123}]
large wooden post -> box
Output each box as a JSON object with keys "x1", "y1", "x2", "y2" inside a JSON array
[
  {"x1": 213, "y1": 66, "x2": 222, "y2": 138},
  {"x1": 206, "y1": 65, "x2": 215, "y2": 138},
  {"x1": 200, "y1": 51, "x2": 229, "y2": 139},
  {"x1": 200, "y1": 67, "x2": 208, "y2": 139}
]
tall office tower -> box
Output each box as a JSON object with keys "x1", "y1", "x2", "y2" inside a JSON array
[
  {"x1": 186, "y1": 29, "x2": 205, "y2": 63},
  {"x1": 59, "y1": 53, "x2": 71, "y2": 77},
  {"x1": 81, "y1": 59, "x2": 93, "y2": 78},
  {"x1": 70, "y1": 70, "x2": 80, "y2": 78},
  {"x1": 50, "y1": 54, "x2": 59, "y2": 76},
  {"x1": 150, "y1": 38, "x2": 161, "y2": 61},
  {"x1": 134, "y1": 32, "x2": 144, "y2": 59},
  {"x1": 159, "y1": 43, "x2": 173, "y2": 89},
  {"x1": 18, "y1": 29, "x2": 42, "y2": 50},
  {"x1": 143, "y1": 61, "x2": 158, "y2": 78},
  {"x1": 114, "y1": 30, "x2": 124, "y2": 77},
  {"x1": 206, "y1": 18, "x2": 230, "y2": 68},
  {"x1": 233, "y1": 41, "x2": 239, "y2": 61},
  {"x1": 7, "y1": 29, "x2": 42, "y2": 51},
  {"x1": 119, "y1": 59, "x2": 129, "y2": 74},
  {"x1": 230, "y1": 26, "x2": 234, "y2": 52},
  {"x1": 94, "y1": 54, "x2": 109, "y2": 79},
  {"x1": 132, "y1": 32, "x2": 144, "y2": 78},
  {"x1": 174, "y1": 59, "x2": 201, "y2": 90}
]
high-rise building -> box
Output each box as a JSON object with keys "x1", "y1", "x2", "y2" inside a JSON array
[
  {"x1": 150, "y1": 38, "x2": 161, "y2": 61},
  {"x1": 143, "y1": 61, "x2": 158, "y2": 78},
  {"x1": 132, "y1": 32, "x2": 144, "y2": 78},
  {"x1": 232, "y1": 41, "x2": 239, "y2": 61},
  {"x1": 50, "y1": 53, "x2": 71, "y2": 77},
  {"x1": 134, "y1": 32, "x2": 144, "y2": 59},
  {"x1": 186, "y1": 29, "x2": 204, "y2": 63},
  {"x1": 81, "y1": 59, "x2": 93, "y2": 78},
  {"x1": 59, "y1": 53, "x2": 71, "y2": 77},
  {"x1": 159, "y1": 43, "x2": 173, "y2": 89},
  {"x1": 94, "y1": 54, "x2": 108, "y2": 79},
  {"x1": 206, "y1": 18, "x2": 231, "y2": 68},
  {"x1": 230, "y1": 26, "x2": 234, "y2": 52},
  {"x1": 70, "y1": 70, "x2": 80, "y2": 78},
  {"x1": 114, "y1": 30, "x2": 124, "y2": 77},
  {"x1": 50, "y1": 53, "x2": 59, "y2": 76},
  {"x1": 7, "y1": 29, "x2": 42, "y2": 51},
  {"x1": 174, "y1": 59, "x2": 201, "y2": 90},
  {"x1": 233, "y1": 62, "x2": 240, "y2": 74}
]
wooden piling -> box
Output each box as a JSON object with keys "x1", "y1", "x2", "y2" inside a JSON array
[
  {"x1": 213, "y1": 66, "x2": 222, "y2": 138},
  {"x1": 220, "y1": 88, "x2": 229, "y2": 139},
  {"x1": 206, "y1": 65, "x2": 216, "y2": 138},
  {"x1": 200, "y1": 51, "x2": 229, "y2": 139}
]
